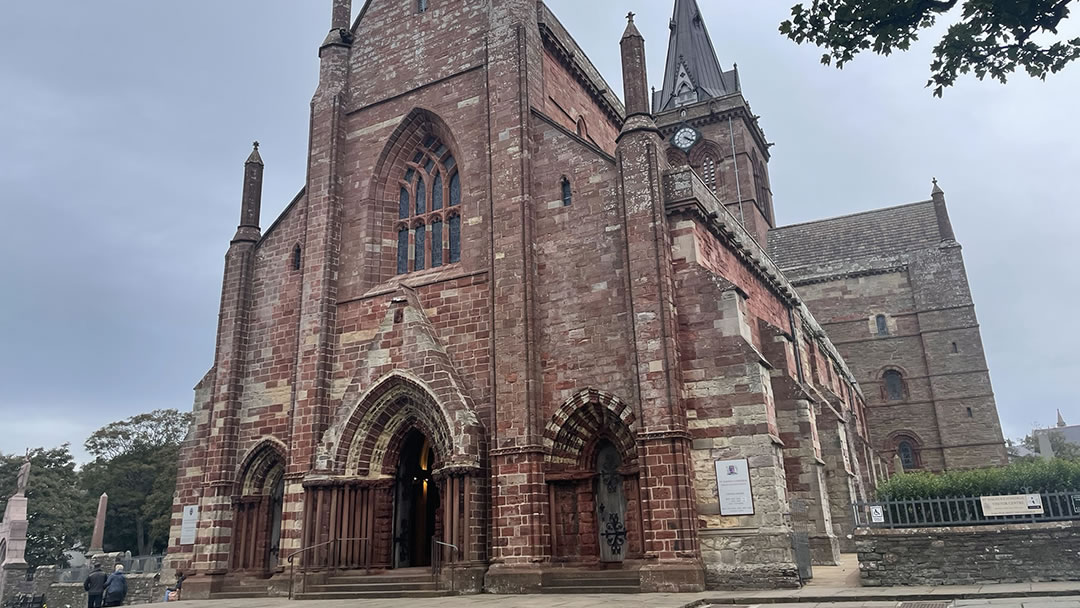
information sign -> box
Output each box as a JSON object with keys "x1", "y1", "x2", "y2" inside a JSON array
[
  {"x1": 870, "y1": 505, "x2": 885, "y2": 523},
  {"x1": 180, "y1": 505, "x2": 199, "y2": 545},
  {"x1": 980, "y1": 494, "x2": 1043, "y2": 517},
  {"x1": 715, "y1": 458, "x2": 754, "y2": 516}
]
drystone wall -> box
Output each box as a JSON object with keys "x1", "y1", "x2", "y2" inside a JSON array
[{"x1": 856, "y1": 521, "x2": 1080, "y2": 586}]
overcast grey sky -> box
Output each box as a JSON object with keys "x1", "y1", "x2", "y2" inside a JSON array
[{"x1": 1, "y1": 1, "x2": 1075, "y2": 461}]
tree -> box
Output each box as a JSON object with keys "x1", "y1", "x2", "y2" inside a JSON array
[
  {"x1": 82, "y1": 409, "x2": 192, "y2": 556},
  {"x1": 779, "y1": 0, "x2": 1080, "y2": 96},
  {"x1": 1021, "y1": 429, "x2": 1080, "y2": 461},
  {"x1": 0, "y1": 446, "x2": 89, "y2": 569}
]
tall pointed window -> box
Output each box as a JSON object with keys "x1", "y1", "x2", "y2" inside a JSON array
[
  {"x1": 898, "y1": 440, "x2": 918, "y2": 470},
  {"x1": 395, "y1": 135, "x2": 461, "y2": 274},
  {"x1": 875, "y1": 314, "x2": 889, "y2": 336}
]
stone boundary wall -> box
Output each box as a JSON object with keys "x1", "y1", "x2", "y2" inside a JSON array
[{"x1": 856, "y1": 521, "x2": 1080, "y2": 586}]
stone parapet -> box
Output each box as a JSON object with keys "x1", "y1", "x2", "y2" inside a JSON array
[{"x1": 856, "y1": 521, "x2": 1080, "y2": 586}]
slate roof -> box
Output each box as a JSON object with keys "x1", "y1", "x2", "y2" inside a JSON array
[
  {"x1": 654, "y1": 0, "x2": 739, "y2": 113},
  {"x1": 767, "y1": 201, "x2": 943, "y2": 276}
]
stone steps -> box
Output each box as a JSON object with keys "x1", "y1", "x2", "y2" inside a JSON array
[
  {"x1": 295, "y1": 569, "x2": 447, "y2": 600},
  {"x1": 540, "y1": 569, "x2": 641, "y2": 594}
]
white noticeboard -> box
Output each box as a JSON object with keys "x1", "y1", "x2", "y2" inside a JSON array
[
  {"x1": 715, "y1": 458, "x2": 754, "y2": 516},
  {"x1": 870, "y1": 505, "x2": 885, "y2": 523},
  {"x1": 180, "y1": 505, "x2": 199, "y2": 545},
  {"x1": 980, "y1": 494, "x2": 1044, "y2": 517}
]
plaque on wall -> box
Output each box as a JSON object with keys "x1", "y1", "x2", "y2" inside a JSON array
[
  {"x1": 715, "y1": 458, "x2": 754, "y2": 516},
  {"x1": 180, "y1": 505, "x2": 199, "y2": 545}
]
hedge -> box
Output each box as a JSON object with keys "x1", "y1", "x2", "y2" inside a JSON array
[{"x1": 876, "y1": 458, "x2": 1080, "y2": 500}]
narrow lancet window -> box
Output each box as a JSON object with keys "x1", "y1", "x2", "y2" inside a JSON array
[
  {"x1": 416, "y1": 176, "x2": 426, "y2": 215},
  {"x1": 449, "y1": 215, "x2": 461, "y2": 263},
  {"x1": 292, "y1": 245, "x2": 302, "y2": 271},
  {"x1": 414, "y1": 224, "x2": 426, "y2": 271},
  {"x1": 702, "y1": 155, "x2": 717, "y2": 193},
  {"x1": 875, "y1": 314, "x2": 889, "y2": 336},
  {"x1": 431, "y1": 218, "x2": 443, "y2": 268},
  {"x1": 561, "y1": 177, "x2": 572, "y2": 207},
  {"x1": 397, "y1": 227, "x2": 409, "y2": 275},
  {"x1": 432, "y1": 174, "x2": 443, "y2": 211}
]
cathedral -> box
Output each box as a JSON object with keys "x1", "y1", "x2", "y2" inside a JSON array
[{"x1": 167, "y1": 0, "x2": 1007, "y2": 597}]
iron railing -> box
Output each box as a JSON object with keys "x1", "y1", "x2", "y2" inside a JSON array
[
  {"x1": 285, "y1": 537, "x2": 370, "y2": 600},
  {"x1": 2, "y1": 595, "x2": 44, "y2": 608},
  {"x1": 853, "y1": 490, "x2": 1080, "y2": 529}
]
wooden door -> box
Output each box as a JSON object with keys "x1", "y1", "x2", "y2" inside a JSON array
[{"x1": 594, "y1": 443, "x2": 628, "y2": 562}]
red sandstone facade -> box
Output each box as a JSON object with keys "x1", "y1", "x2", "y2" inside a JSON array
[{"x1": 166, "y1": 0, "x2": 904, "y2": 596}]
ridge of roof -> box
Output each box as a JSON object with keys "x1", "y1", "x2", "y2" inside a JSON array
[{"x1": 771, "y1": 199, "x2": 935, "y2": 233}]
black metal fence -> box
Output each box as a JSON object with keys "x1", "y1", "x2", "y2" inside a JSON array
[{"x1": 853, "y1": 490, "x2": 1080, "y2": 529}]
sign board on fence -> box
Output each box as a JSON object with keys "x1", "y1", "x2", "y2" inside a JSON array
[
  {"x1": 1072, "y1": 494, "x2": 1080, "y2": 515},
  {"x1": 180, "y1": 505, "x2": 199, "y2": 545},
  {"x1": 870, "y1": 505, "x2": 885, "y2": 523},
  {"x1": 980, "y1": 494, "x2": 1044, "y2": 517},
  {"x1": 715, "y1": 458, "x2": 754, "y2": 516}
]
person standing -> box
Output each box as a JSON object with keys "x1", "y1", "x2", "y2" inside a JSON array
[
  {"x1": 103, "y1": 564, "x2": 127, "y2": 607},
  {"x1": 83, "y1": 563, "x2": 107, "y2": 608}
]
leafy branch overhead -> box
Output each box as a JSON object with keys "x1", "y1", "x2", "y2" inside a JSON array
[{"x1": 779, "y1": 0, "x2": 1080, "y2": 95}]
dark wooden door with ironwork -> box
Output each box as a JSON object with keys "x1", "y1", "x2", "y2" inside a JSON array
[{"x1": 594, "y1": 442, "x2": 628, "y2": 562}]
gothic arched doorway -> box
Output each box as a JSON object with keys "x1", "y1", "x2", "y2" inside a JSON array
[
  {"x1": 231, "y1": 442, "x2": 286, "y2": 574},
  {"x1": 392, "y1": 429, "x2": 440, "y2": 568}
]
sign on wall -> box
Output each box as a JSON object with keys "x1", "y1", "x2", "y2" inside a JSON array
[
  {"x1": 980, "y1": 494, "x2": 1043, "y2": 517},
  {"x1": 180, "y1": 505, "x2": 199, "y2": 545},
  {"x1": 715, "y1": 458, "x2": 754, "y2": 516}
]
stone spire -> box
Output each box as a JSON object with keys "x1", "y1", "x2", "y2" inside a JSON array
[
  {"x1": 655, "y1": 0, "x2": 738, "y2": 113},
  {"x1": 1059, "y1": 409, "x2": 1067, "y2": 428},
  {"x1": 233, "y1": 142, "x2": 263, "y2": 243},
  {"x1": 930, "y1": 178, "x2": 956, "y2": 243},
  {"x1": 620, "y1": 12, "x2": 650, "y2": 118}
]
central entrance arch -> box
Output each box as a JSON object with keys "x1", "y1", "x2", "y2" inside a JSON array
[{"x1": 392, "y1": 429, "x2": 440, "y2": 568}]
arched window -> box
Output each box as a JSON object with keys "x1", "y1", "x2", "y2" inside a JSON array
[
  {"x1": 576, "y1": 117, "x2": 588, "y2": 139},
  {"x1": 952, "y1": 342, "x2": 959, "y2": 353},
  {"x1": 292, "y1": 245, "x2": 302, "y2": 271},
  {"x1": 702, "y1": 155, "x2": 718, "y2": 193},
  {"x1": 883, "y1": 370, "x2": 905, "y2": 401},
  {"x1": 875, "y1": 314, "x2": 889, "y2": 336},
  {"x1": 561, "y1": 177, "x2": 572, "y2": 207},
  {"x1": 395, "y1": 135, "x2": 460, "y2": 274},
  {"x1": 898, "y1": 440, "x2": 917, "y2": 470}
]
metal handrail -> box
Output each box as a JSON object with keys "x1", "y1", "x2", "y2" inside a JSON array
[
  {"x1": 286, "y1": 537, "x2": 370, "y2": 600},
  {"x1": 431, "y1": 539, "x2": 459, "y2": 593}
]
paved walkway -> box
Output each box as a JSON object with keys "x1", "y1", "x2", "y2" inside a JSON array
[{"x1": 134, "y1": 584, "x2": 1080, "y2": 608}]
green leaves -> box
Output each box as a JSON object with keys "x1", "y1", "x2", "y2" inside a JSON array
[
  {"x1": 877, "y1": 458, "x2": 1080, "y2": 500},
  {"x1": 780, "y1": 0, "x2": 1080, "y2": 95},
  {"x1": 0, "y1": 446, "x2": 88, "y2": 569},
  {"x1": 82, "y1": 409, "x2": 192, "y2": 556}
]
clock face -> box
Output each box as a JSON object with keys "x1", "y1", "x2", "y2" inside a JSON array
[{"x1": 672, "y1": 126, "x2": 699, "y2": 151}]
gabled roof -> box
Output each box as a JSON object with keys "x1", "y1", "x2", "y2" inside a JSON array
[
  {"x1": 654, "y1": 0, "x2": 739, "y2": 113},
  {"x1": 767, "y1": 201, "x2": 943, "y2": 275}
]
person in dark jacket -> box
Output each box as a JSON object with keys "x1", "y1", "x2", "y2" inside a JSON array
[
  {"x1": 83, "y1": 563, "x2": 108, "y2": 608},
  {"x1": 103, "y1": 564, "x2": 127, "y2": 607}
]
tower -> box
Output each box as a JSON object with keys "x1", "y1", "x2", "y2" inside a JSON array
[{"x1": 654, "y1": 0, "x2": 775, "y2": 246}]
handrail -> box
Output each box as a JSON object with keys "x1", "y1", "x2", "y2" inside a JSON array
[
  {"x1": 431, "y1": 539, "x2": 460, "y2": 594},
  {"x1": 287, "y1": 537, "x2": 370, "y2": 600}
]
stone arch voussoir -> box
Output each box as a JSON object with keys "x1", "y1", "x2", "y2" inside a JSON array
[{"x1": 543, "y1": 388, "x2": 638, "y2": 469}]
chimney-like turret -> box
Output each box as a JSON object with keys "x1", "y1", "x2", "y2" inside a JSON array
[
  {"x1": 234, "y1": 142, "x2": 263, "y2": 243},
  {"x1": 620, "y1": 13, "x2": 650, "y2": 118},
  {"x1": 931, "y1": 178, "x2": 956, "y2": 243}
]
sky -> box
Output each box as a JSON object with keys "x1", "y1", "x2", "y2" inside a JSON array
[{"x1": 0, "y1": 1, "x2": 1076, "y2": 462}]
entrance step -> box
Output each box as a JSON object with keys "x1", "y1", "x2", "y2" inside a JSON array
[
  {"x1": 209, "y1": 575, "x2": 272, "y2": 599},
  {"x1": 295, "y1": 569, "x2": 448, "y2": 600},
  {"x1": 541, "y1": 569, "x2": 641, "y2": 594}
]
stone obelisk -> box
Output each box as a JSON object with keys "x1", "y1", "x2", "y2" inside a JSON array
[
  {"x1": 1, "y1": 454, "x2": 31, "y2": 605},
  {"x1": 88, "y1": 493, "x2": 108, "y2": 554}
]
